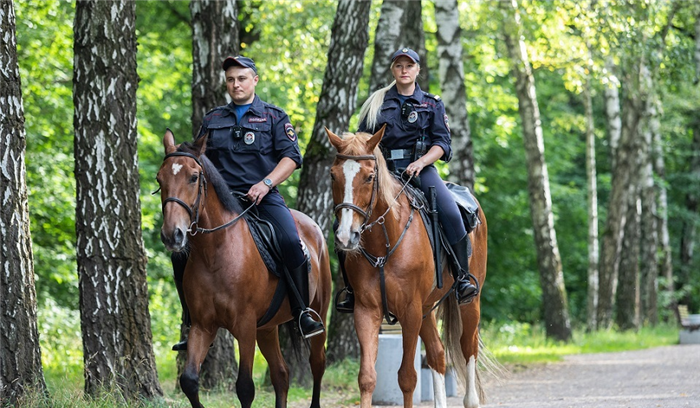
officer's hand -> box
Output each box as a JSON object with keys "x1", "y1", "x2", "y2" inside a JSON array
[
  {"x1": 406, "y1": 159, "x2": 425, "y2": 176},
  {"x1": 247, "y1": 182, "x2": 270, "y2": 205}
]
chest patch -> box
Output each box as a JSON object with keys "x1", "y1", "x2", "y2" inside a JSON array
[
  {"x1": 244, "y1": 132, "x2": 255, "y2": 145},
  {"x1": 407, "y1": 111, "x2": 418, "y2": 123},
  {"x1": 248, "y1": 117, "x2": 267, "y2": 123}
]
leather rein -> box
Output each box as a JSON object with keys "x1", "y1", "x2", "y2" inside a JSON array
[
  {"x1": 333, "y1": 153, "x2": 419, "y2": 325},
  {"x1": 156, "y1": 151, "x2": 254, "y2": 235}
]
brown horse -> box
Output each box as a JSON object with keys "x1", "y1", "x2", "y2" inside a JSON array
[
  {"x1": 157, "y1": 130, "x2": 331, "y2": 408},
  {"x1": 327, "y1": 127, "x2": 489, "y2": 408}
]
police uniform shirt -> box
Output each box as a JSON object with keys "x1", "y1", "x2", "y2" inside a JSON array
[
  {"x1": 359, "y1": 83, "x2": 452, "y2": 162},
  {"x1": 197, "y1": 95, "x2": 302, "y2": 193}
]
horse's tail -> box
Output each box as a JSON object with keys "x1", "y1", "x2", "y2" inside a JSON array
[
  {"x1": 439, "y1": 296, "x2": 504, "y2": 403},
  {"x1": 283, "y1": 321, "x2": 304, "y2": 362}
]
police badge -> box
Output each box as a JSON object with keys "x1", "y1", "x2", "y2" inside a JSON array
[
  {"x1": 244, "y1": 132, "x2": 255, "y2": 145},
  {"x1": 408, "y1": 111, "x2": 418, "y2": 123}
]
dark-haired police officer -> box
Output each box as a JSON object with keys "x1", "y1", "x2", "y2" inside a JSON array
[
  {"x1": 171, "y1": 56, "x2": 324, "y2": 351},
  {"x1": 335, "y1": 48, "x2": 479, "y2": 313}
]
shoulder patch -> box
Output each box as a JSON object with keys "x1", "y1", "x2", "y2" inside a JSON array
[{"x1": 284, "y1": 123, "x2": 297, "y2": 142}]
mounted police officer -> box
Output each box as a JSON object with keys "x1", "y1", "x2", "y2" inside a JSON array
[
  {"x1": 335, "y1": 48, "x2": 479, "y2": 313},
  {"x1": 172, "y1": 56, "x2": 324, "y2": 350}
]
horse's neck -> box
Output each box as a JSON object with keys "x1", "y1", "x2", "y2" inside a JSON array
[
  {"x1": 197, "y1": 185, "x2": 241, "y2": 232},
  {"x1": 366, "y1": 182, "x2": 410, "y2": 243}
]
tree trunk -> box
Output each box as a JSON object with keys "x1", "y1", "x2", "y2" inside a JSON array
[
  {"x1": 190, "y1": 0, "x2": 239, "y2": 138},
  {"x1": 0, "y1": 2, "x2": 47, "y2": 403},
  {"x1": 183, "y1": 0, "x2": 240, "y2": 390},
  {"x1": 680, "y1": 125, "x2": 700, "y2": 307},
  {"x1": 583, "y1": 67, "x2": 600, "y2": 332},
  {"x1": 615, "y1": 190, "x2": 640, "y2": 331},
  {"x1": 653, "y1": 123, "x2": 673, "y2": 311},
  {"x1": 369, "y1": 0, "x2": 404, "y2": 93},
  {"x1": 435, "y1": 0, "x2": 475, "y2": 189},
  {"x1": 401, "y1": 1, "x2": 429, "y2": 92},
  {"x1": 640, "y1": 92, "x2": 659, "y2": 326},
  {"x1": 500, "y1": 0, "x2": 571, "y2": 342},
  {"x1": 73, "y1": 0, "x2": 162, "y2": 399},
  {"x1": 604, "y1": 59, "x2": 622, "y2": 171},
  {"x1": 598, "y1": 53, "x2": 648, "y2": 328},
  {"x1": 294, "y1": 0, "x2": 372, "y2": 373}
]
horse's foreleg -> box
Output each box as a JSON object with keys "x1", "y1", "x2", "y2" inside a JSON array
[
  {"x1": 236, "y1": 331, "x2": 258, "y2": 408},
  {"x1": 398, "y1": 309, "x2": 423, "y2": 408},
  {"x1": 460, "y1": 301, "x2": 481, "y2": 408},
  {"x1": 307, "y1": 326, "x2": 327, "y2": 408},
  {"x1": 419, "y1": 314, "x2": 447, "y2": 408},
  {"x1": 181, "y1": 326, "x2": 217, "y2": 408},
  {"x1": 354, "y1": 307, "x2": 382, "y2": 408},
  {"x1": 256, "y1": 327, "x2": 289, "y2": 408}
]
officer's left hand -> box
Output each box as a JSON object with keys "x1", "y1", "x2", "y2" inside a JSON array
[
  {"x1": 247, "y1": 182, "x2": 270, "y2": 205},
  {"x1": 406, "y1": 159, "x2": 425, "y2": 176}
]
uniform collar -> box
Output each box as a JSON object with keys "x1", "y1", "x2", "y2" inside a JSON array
[
  {"x1": 225, "y1": 95, "x2": 264, "y2": 118},
  {"x1": 387, "y1": 83, "x2": 422, "y2": 103}
]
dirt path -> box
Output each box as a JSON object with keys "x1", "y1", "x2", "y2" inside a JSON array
[
  {"x1": 421, "y1": 344, "x2": 700, "y2": 408},
  {"x1": 299, "y1": 344, "x2": 700, "y2": 407}
]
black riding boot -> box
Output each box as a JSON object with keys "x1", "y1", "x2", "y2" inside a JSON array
[
  {"x1": 451, "y1": 235, "x2": 479, "y2": 305},
  {"x1": 334, "y1": 250, "x2": 355, "y2": 313},
  {"x1": 288, "y1": 260, "x2": 325, "y2": 339},
  {"x1": 172, "y1": 277, "x2": 191, "y2": 351}
]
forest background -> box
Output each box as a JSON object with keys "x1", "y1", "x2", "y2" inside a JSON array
[{"x1": 3, "y1": 0, "x2": 700, "y2": 404}]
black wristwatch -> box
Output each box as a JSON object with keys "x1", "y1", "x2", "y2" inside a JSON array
[{"x1": 263, "y1": 178, "x2": 273, "y2": 190}]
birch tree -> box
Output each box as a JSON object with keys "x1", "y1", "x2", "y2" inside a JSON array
[
  {"x1": 435, "y1": 0, "x2": 475, "y2": 189},
  {"x1": 500, "y1": 0, "x2": 572, "y2": 341},
  {"x1": 73, "y1": 0, "x2": 162, "y2": 399},
  {"x1": 0, "y1": 1, "x2": 46, "y2": 403}
]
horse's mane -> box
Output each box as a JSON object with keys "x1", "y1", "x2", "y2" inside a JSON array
[
  {"x1": 177, "y1": 142, "x2": 244, "y2": 215},
  {"x1": 339, "y1": 132, "x2": 400, "y2": 218}
]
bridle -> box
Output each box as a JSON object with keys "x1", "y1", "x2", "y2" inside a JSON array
[
  {"x1": 332, "y1": 153, "x2": 379, "y2": 232},
  {"x1": 157, "y1": 151, "x2": 254, "y2": 235}
]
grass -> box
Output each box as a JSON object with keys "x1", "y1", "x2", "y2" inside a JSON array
[{"x1": 17, "y1": 303, "x2": 680, "y2": 407}]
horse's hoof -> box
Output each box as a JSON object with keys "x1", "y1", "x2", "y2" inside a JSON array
[{"x1": 172, "y1": 340, "x2": 188, "y2": 351}]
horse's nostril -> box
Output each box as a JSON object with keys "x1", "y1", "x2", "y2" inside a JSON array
[
  {"x1": 174, "y1": 228, "x2": 185, "y2": 245},
  {"x1": 351, "y1": 231, "x2": 360, "y2": 245}
]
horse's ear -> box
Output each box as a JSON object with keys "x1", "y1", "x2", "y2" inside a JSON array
[
  {"x1": 367, "y1": 124, "x2": 387, "y2": 152},
  {"x1": 194, "y1": 133, "x2": 209, "y2": 156},
  {"x1": 164, "y1": 129, "x2": 177, "y2": 154},
  {"x1": 325, "y1": 127, "x2": 343, "y2": 152}
]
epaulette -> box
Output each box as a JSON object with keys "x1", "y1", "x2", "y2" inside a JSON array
[
  {"x1": 424, "y1": 92, "x2": 441, "y2": 101},
  {"x1": 204, "y1": 105, "x2": 227, "y2": 116},
  {"x1": 261, "y1": 100, "x2": 285, "y2": 114}
]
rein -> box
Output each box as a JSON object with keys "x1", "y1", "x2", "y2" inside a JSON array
[
  {"x1": 158, "y1": 151, "x2": 253, "y2": 235},
  {"x1": 334, "y1": 152, "x2": 419, "y2": 325}
]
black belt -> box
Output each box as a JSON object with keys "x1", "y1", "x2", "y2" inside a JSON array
[{"x1": 382, "y1": 148, "x2": 413, "y2": 161}]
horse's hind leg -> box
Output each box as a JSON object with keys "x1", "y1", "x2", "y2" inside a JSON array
[
  {"x1": 460, "y1": 301, "x2": 482, "y2": 408},
  {"x1": 257, "y1": 327, "x2": 289, "y2": 408},
  {"x1": 181, "y1": 326, "x2": 217, "y2": 408},
  {"x1": 308, "y1": 325, "x2": 327, "y2": 408},
  {"x1": 419, "y1": 313, "x2": 447, "y2": 408}
]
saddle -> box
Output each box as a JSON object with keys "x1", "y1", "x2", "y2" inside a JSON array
[
  {"x1": 235, "y1": 196, "x2": 311, "y2": 326},
  {"x1": 391, "y1": 172, "x2": 480, "y2": 280}
]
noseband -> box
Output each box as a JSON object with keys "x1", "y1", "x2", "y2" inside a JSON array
[
  {"x1": 333, "y1": 153, "x2": 379, "y2": 229},
  {"x1": 160, "y1": 152, "x2": 207, "y2": 233}
]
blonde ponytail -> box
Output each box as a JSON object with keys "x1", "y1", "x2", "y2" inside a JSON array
[{"x1": 358, "y1": 80, "x2": 396, "y2": 131}]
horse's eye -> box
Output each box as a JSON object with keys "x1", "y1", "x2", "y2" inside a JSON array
[
  {"x1": 189, "y1": 174, "x2": 199, "y2": 183},
  {"x1": 155, "y1": 177, "x2": 161, "y2": 185},
  {"x1": 330, "y1": 172, "x2": 336, "y2": 182},
  {"x1": 365, "y1": 173, "x2": 375, "y2": 183}
]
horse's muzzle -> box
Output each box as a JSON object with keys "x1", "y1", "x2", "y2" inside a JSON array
[
  {"x1": 161, "y1": 227, "x2": 187, "y2": 252},
  {"x1": 335, "y1": 230, "x2": 360, "y2": 251}
]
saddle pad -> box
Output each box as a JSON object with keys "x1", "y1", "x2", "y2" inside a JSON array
[
  {"x1": 445, "y1": 182, "x2": 480, "y2": 233},
  {"x1": 244, "y1": 211, "x2": 311, "y2": 278}
]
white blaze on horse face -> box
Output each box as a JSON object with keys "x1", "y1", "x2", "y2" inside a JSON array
[
  {"x1": 464, "y1": 355, "x2": 480, "y2": 408},
  {"x1": 336, "y1": 159, "x2": 361, "y2": 247},
  {"x1": 171, "y1": 162, "x2": 183, "y2": 175}
]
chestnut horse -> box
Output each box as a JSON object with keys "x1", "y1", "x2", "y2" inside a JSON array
[
  {"x1": 157, "y1": 130, "x2": 331, "y2": 408},
  {"x1": 327, "y1": 127, "x2": 489, "y2": 408}
]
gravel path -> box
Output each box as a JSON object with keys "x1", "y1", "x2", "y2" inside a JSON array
[{"x1": 417, "y1": 344, "x2": 700, "y2": 408}]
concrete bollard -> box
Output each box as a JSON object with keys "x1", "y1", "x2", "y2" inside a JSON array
[
  {"x1": 420, "y1": 366, "x2": 433, "y2": 401},
  {"x1": 373, "y1": 334, "x2": 421, "y2": 405},
  {"x1": 445, "y1": 367, "x2": 458, "y2": 397}
]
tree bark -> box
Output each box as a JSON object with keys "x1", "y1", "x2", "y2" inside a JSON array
[
  {"x1": 295, "y1": 0, "x2": 372, "y2": 372},
  {"x1": 500, "y1": 0, "x2": 571, "y2": 342},
  {"x1": 583, "y1": 66, "x2": 600, "y2": 332},
  {"x1": 615, "y1": 190, "x2": 640, "y2": 331},
  {"x1": 183, "y1": 0, "x2": 240, "y2": 390},
  {"x1": 604, "y1": 59, "x2": 622, "y2": 171},
  {"x1": 73, "y1": 0, "x2": 162, "y2": 399},
  {"x1": 0, "y1": 2, "x2": 47, "y2": 403},
  {"x1": 190, "y1": 0, "x2": 239, "y2": 138},
  {"x1": 369, "y1": 0, "x2": 403, "y2": 93},
  {"x1": 435, "y1": 0, "x2": 475, "y2": 189},
  {"x1": 640, "y1": 91, "x2": 659, "y2": 326}
]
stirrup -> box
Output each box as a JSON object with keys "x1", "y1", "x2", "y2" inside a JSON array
[
  {"x1": 297, "y1": 308, "x2": 325, "y2": 339},
  {"x1": 334, "y1": 287, "x2": 355, "y2": 313},
  {"x1": 456, "y1": 273, "x2": 480, "y2": 305}
]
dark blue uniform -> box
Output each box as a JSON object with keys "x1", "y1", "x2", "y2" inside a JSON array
[
  {"x1": 198, "y1": 95, "x2": 305, "y2": 268},
  {"x1": 359, "y1": 83, "x2": 467, "y2": 245}
]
